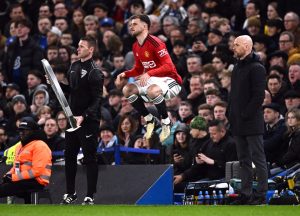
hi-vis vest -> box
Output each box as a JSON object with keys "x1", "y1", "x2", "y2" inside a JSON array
[
  {"x1": 7, "y1": 140, "x2": 52, "y2": 186},
  {"x1": 4, "y1": 142, "x2": 21, "y2": 165}
]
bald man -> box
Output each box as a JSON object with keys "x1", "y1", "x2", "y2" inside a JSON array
[{"x1": 229, "y1": 35, "x2": 268, "y2": 205}]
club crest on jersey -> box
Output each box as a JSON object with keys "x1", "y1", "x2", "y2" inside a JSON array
[
  {"x1": 81, "y1": 69, "x2": 87, "y2": 78},
  {"x1": 144, "y1": 51, "x2": 150, "y2": 58}
]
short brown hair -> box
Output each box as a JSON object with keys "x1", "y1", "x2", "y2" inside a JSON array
[
  {"x1": 205, "y1": 89, "x2": 221, "y2": 97},
  {"x1": 129, "y1": 14, "x2": 151, "y2": 29},
  {"x1": 198, "y1": 103, "x2": 213, "y2": 111},
  {"x1": 214, "y1": 101, "x2": 228, "y2": 109}
]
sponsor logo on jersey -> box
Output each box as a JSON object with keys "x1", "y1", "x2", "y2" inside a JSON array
[
  {"x1": 158, "y1": 49, "x2": 168, "y2": 57},
  {"x1": 142, "y1": 61, "x2": 156, "y2": 68}
]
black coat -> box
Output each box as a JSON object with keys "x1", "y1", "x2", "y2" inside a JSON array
[
  {"x1": 263, "y1": 119, "x2": 287, "y2": 164},
  {"x1": 172, "y1": 144, "x2": 193, "y2": 175},
  {"x1": 189, "y1": 134, "x2": 210, "y2": 160},
  {"x1": 45, "y1": 134, "x2": 65, "y2": 162},
  {"x1": 46, "y1": 134, "x2": 65, "y2": 152},
  {"x1": 277, "y1": 129, "x2": 300, "y2": 168},
  {"x1": 187, "y1": 93, "x2": 206, "y2": 115},
  {"x1": 229, "y1": 52, "x2": 266, "y2": 136},
  {"x1": 2, "y1": 37, "x2": 44, "y2": 91}
]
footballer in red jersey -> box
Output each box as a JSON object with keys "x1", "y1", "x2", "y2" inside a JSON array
[{"x1": 116, "y1": 14, "x2": 182, "y2": 142}]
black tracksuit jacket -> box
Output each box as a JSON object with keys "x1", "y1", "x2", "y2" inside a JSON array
[{"x1": 68, "y1": 59, "x2": 103, "y2": 122}]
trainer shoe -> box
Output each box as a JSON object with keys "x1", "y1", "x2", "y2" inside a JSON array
[
  {"x1": 82, "y1": 197, "x2": 94, "y2": 205},
  {"x1": 60, "y1": 193, "x2": 77, "y2": 205},
  {"x1": 159, "y1": 123, "x2": 171, "y2": 142},
  {"x1": 145, "y1": 118, "x2": 158, "y2": 140}
]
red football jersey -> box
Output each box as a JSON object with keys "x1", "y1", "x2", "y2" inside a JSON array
[{"x1": 124, "y1": 34, "x2": 182, "y2": 85}]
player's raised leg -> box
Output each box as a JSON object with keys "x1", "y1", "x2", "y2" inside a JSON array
[{"x1": 122, "y1": 83, "x2": 157, "y2": 139}]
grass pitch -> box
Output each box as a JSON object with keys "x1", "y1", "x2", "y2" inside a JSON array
[{"x1": 0, "y1": 205, "x2": 299, "y2": 216}]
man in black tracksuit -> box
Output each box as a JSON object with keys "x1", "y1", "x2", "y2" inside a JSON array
[{"x1": 61, "y1": 36, "x2": 103, "y2": 205}]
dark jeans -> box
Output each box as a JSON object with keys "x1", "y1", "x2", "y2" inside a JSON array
[
  {"x1": 65, "y1": 121, "x2": 99, "y2": 197},
  {"x1": 0, "y1": 179, "x2": 44, "y2": 204},
  {"x1": 234, "y1": 135, "x2": 268, "y2": 197}
]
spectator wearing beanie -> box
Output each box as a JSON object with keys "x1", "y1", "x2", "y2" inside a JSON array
[
  {"x1": 6, "y1": 94, "x2": 32, "y2": 141},
  {"x1": 171, "y1": 123, "x2": 192, "y2": 175},
  {"x1": 207, "y1": 29, "x2": 223, "y2": 52},
  {"x1": 5, "y1": 83, "x2": 20, "y2": 102},
  {"x1": 47, "y1": 26, "x2": 62, "y2": 46},
  {"x1": 284, "y1": 90, "x2": 300, "y2": 113},
  {"x1": 189, "y1": 116, "x2": 210, "y2": 158},
  {"x1": 97, "y1": 124, "x2": 117, "y2": 165},
  {"x1": 265, "y1": 19, "x2": 283, "y2": 52},
  {"x1": 11, "y1": 95, "x2": 28, "y2": 114},
  {"x1": 4, "y1": 83, "x2": 21, "y2": 114},
  {"x1": 268, "y1": 50, "x2": 288, "y2": 69},
  {"x1": 262, "y1": 103, "x2": 287, "y2": 165}
]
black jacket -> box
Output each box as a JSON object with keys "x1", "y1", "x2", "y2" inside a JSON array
[
  {"x1": 189, "y1": 134, "x2": 210, "y2": 160},
  {"x1": 46, "y1": 134, "x2": 65, "y2": 152},
  {"x1": 187, "y1": 93, "x2": 206, "y2": 115},
  {"x1": 263, "y1": 119, "x2": 287, "y2": 164},
  {"x1": 45, "y1": 134, "x2": 65, "y2": 162},
  {"x1": 172, "y1": 144, "x2": 193, "y2": 175},
  {"x1": 3, "y1": 37, "x2": 44, "y2": 91},
  {"x1": 277, "y1": 129, "x2": 300, "y2": 168},
  {"x1": 229, "y1": 52, "x2": 266, "y2": 136},
  {"x1": 68, "y1": 59, "x2": 103, "y2": 122},
  {"x1": 183, "y1": 133, "x2": 237, "y2": 181}
]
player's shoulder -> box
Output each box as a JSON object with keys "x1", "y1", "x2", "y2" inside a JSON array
[{"x1": 145, "y1": 34, "x2": 164, "y2": 48}]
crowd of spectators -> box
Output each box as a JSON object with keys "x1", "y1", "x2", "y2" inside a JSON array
[{"x1": 0, "y1": 0, "x2": 299, "y2": 185}]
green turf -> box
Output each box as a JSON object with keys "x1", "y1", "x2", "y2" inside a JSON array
[{"x1": 0, "y1": 205, "x2": 300, "y2": 216}]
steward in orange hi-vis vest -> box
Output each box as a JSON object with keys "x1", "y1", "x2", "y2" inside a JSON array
[
  {"x1": 8, "y1": 140, "x2": 52, "y2": 185},
  {"x1": 0, "y1": 117, "x2": 52, "y2": 204}
]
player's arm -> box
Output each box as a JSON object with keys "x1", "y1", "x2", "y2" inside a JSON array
[
  {"x1": 116, "y1": 47, "x2": 143, "y2": 85},
  {"x1": 123, "y1": 45, "x2": 144, "y2": 78},
  {"x1": 122, "y1": 60, "x2": 144, "y2": 78}
]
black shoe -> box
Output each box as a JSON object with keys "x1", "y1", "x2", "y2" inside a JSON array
[
  {"x1": 60, "y1": 193, "x2": 77, "y2": 205},
  {"x1": 248, "y1": 196, "x2": 267, "y2": 205},
  {"x1": 230, "y1": 195, "x2": 251, "y2": 205}
]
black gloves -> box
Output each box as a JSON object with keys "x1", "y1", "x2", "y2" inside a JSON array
[{"x1": 2, "y1": 174, "x2": 12, "y2": 183}]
